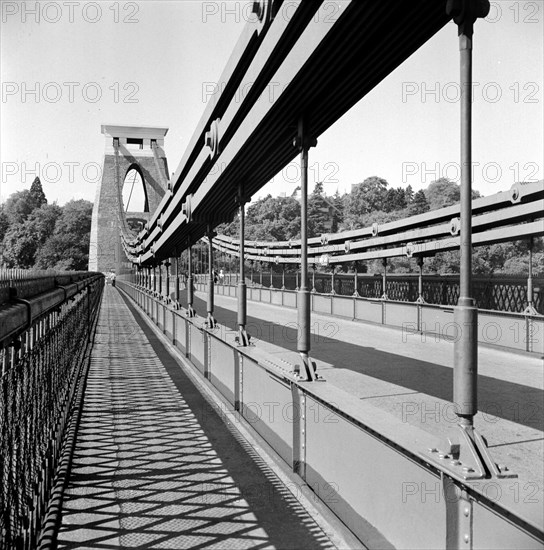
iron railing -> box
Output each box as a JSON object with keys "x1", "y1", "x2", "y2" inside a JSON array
[
  {"x1": 0, "y1": 272, "x2": 104, "y2": 549},
  {"x1": 0, "y1": 269, "x2": 98, "y2": 308},
  {"x1": 234, "y1": 271, "x2": 543, "y2": 314}
]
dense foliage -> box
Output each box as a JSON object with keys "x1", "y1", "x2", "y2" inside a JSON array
[{"x1": 0, "y1": 178, "x2": 93, "y2": 271}]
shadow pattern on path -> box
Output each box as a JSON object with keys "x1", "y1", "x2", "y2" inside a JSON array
[{"x1": 57, "y1": 287, "x2": 336, "y2": 550}]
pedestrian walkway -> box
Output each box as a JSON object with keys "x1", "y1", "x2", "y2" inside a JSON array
[{"x1": 56, "y1": 286, "x2": 343, "y2": 549}]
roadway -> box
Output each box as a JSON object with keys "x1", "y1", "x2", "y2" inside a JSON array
[{"x1": 192, "y1": 289, "x2": 544, "y2": 495}]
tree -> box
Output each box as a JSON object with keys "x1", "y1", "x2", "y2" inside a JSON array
[
  {"x1": 383, "y1": 187, "x2": 407, "y2": 212},
  {"x1": 1, "y1": 223, "x2": 37, "y2": 268},
  {"x1": 30, "y1": 203, "x2": 62, "y2": 243},
  {"x1": 308, "y1": 182, "x2": 332, "y2": 237},
  {"x1": 409, "y1": 190, "x2": 430, "y2": 215},
  {"x1": 426, "y1": 251, "x2": 460, "y2": 274},
  {"x1": 244, "y1": 195, "x2": 300, "y2": 241},
  {"x1": 0, "y1": 203, "x2": 61, "y2": 268},
  {"x1": 313, "y1": 181, "x2": 324, "y2": 196},
  {"x1": 424, "y1": 178, "x2": 460, "y2": 210},
  {"x1": 329, "y1": 190, "x2": 345, "y2": 233},
  {"x1": 3, "y1": 190, "x2": 35, "y2": 225},
  {"x1": 404, "y1": 185, "x2": 414, "y2": 206},
  {"x1": 0, "y1": 180, "x2": 49, "y2": 261},
  {"x1": 0, "y1": 205, "x2": 9, "y2": 243},
  {"x1": 29, "y1": 177, "x2": 47, "y2": 209},
  {"x1": 344, "y1": 176, "x2": 389, "y2": 229},
  {"x1": 35, "y1": 200, "x2": 92, "y2": 270}
]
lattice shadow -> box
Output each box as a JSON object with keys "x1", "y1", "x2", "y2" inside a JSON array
[{"x1": 57, "y1": 287, "x2": 335, "y2": 550}]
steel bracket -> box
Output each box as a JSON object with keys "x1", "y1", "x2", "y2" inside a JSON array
[
  {"x1": 205, "y1": 313, "x2": 217, "y2": 329},
  {"x1": 186, "y1": 305, "x2": 196, "y2": 318},
  {"x1": 425, "y1": 425, "x2": 516, "y2": 481},
  {"x1": 294, "y1": 356, "x2": 324, "y2": 382},
  {"x1": 234, "y1": 327, "x2": 252, "y2": 347}
]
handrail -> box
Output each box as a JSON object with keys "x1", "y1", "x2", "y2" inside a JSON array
[{"x1": 0, "y1": 273, "x2": 103, "y2": 346}]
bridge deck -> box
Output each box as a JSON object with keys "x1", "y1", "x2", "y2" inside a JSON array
[
  {"x1": 56, "y1": 287, "x2": 350, "y2": 549},
  {"x1": 192, "y1": 290, "x2": 544, "y2": 493}
]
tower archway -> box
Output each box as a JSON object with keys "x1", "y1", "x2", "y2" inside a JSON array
[
  {"x1": 123, "y1": 164, "x2": 149, "y2": 213},
  {"x1": 88, "y1": 125, "x2": 169, "y2": 274}
]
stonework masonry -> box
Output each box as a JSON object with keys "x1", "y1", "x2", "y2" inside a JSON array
[{"x1": 89, "y1": 125, "x2": 169, "y2": 274}]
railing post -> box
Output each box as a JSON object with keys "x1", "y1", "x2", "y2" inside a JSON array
[
  {"x1": 353, "y1": 261, "x2": 359, "y2": 297},
  {"x1": 86, "y1": 283, "x2": 91, "y2": 343},
  {"x1": 311, "y1": 265, "x2": 316, "y2": 293},
  {"x1": 259, "y1": 262, "x2": 263, "y2": 287},
  {"x1": 282, "y1": 263, "x2": 286, "y2": 290},
  {"x1": 294, "y1": 117, "x2": 318, "y2": 381},
  {"x1": 453, "y1": 3, "x2": 478, "y2": 433},
  {"x1": 525, "y1": 237, "x2": 537, "y2": 353},
  {"x1": 416, "y1": 256, "x2": 425, "y2": 334},
  {"x1": 158, "y1": 263, "x2": 163, "y2": 299},
  {"x1": 174, "y1": 254, "x2": 181, "y2": 308},
  {"x1": 525, "y1": 237, "x2": 537, "y2": 315},
  {"x1": 330, "y1": 266, "x2": 336, "y2": 295},
  {"x1": 165, "y1": 260, "x2": 171, "y2": 303},
  {"x1": 237, "y1": 184, "x2": 250, "y2": 345},
  {"x1": 206, "y1": 225, "x2": 217, "y2": 328},
  {"x1": 416, "y1": 256, "x2": 426, "y2": 304},
  {"x1": 187, "y1": 239, "x2": 196, "y2": 317},
  {"x1": 445, "y1": 0, "x2": 512, "y2": 482},
  {"x1": 381, "y1": 258, "x2": 388, "y2": 299},
  {"x1": 270, "y1": 262, "x2": 274, "y2": 289}
]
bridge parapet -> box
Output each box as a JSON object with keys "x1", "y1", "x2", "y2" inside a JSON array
[
  {"x1": 0, "y1": 271, "x2": 104, "y2": 548},
  {"x1": 0, "y1": 269, "x2": 98, "y2": 308}
]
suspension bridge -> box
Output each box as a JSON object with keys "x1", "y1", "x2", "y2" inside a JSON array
[{"x1": 1, "y1": 1, "x2": 543, "y2": 548}]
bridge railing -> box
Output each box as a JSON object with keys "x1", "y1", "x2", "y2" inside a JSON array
[
  {"x1": 0, "y1": 271, "x2": 104, "y2": 549},
  {"x1": 0, "y1": 269, "x2": 98, "y2": 307},
  {"x1": 233, "y1": 271, "x2": 543, "y2": 315},
  {"x1": 192, "y1": 270, "x2": 543, "y2": 315},
  {"x1": 193, "y1": 277, "x2": 543, "y2": 354}
]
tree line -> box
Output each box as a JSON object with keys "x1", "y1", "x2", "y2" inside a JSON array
[{"x1": 0, "y1": 178, "x2": 92, "y2": 271}]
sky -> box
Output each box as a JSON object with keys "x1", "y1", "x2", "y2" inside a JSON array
[{"x1": 1, "y1": 0, "x2": 543, "y2": 207}]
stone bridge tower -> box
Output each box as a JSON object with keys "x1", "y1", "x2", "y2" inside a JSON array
[{"x1": 89, "y1": 125, "x2": 169, "y2": 274}]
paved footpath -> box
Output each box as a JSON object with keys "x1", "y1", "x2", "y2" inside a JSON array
[
  {"x1": 57, "y1": 287, "x2": 349, "y2": 550},
  {"x1": 193, "y1": 291, "x2": 544, "y2": 494}
]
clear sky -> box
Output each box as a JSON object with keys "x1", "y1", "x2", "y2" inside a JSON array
[{"x1": 1, "y1": 0, "x2": 543, "y2": 206}]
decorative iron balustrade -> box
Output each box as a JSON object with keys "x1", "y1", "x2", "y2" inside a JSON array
[
  {"x1": 240, "y1": 272, "x2": 543, "y2": 314},
  {"x1": 0, "y1": 273, "x2": 104, "y2": 549}
]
